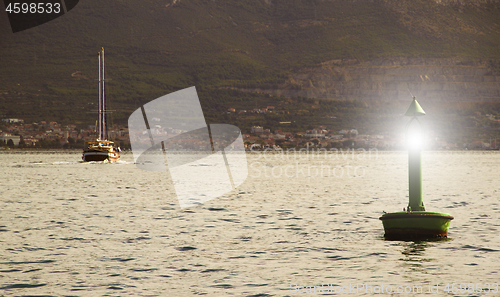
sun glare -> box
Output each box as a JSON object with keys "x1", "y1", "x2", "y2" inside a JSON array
[{"x1": 406, "y1": 118, "x2": 423, "y2": 150}]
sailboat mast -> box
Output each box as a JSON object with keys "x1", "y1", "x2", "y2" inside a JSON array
[
  {"x1": 101, "y1": 47, "x2": 107, "y2": 140},
  {"x1": 98, "y1": 51, "x2": 102, "y2": 140}
]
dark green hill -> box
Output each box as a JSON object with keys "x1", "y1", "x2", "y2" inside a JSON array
[{"x1": 0, "y1": 0, "x2": 499, "y2": 126}]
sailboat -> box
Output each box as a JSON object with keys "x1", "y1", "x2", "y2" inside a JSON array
[{"x1": 82, "y1": 48, "x2": 120, "y2": 162}]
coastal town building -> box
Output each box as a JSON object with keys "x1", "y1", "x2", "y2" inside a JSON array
[
  {"x1": 0, "y1": 133, "x2": 20, "y2": 145},
  {"x1": 0, "y1": 113, "x2": 495, "y2": 150}
]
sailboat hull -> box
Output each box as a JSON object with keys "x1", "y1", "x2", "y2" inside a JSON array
[
  {"x1": 82, "y1": 140, "x2": 120, "y2": 162},
  {"x1": 82, "y1": 151, "x2": 120, "y2": 162}
]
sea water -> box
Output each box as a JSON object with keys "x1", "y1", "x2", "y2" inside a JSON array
[{"x1": 0, "y1": 150, "x2": 499, "y2": 296}]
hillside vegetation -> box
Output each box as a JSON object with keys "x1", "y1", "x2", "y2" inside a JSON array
[{"x1": 0, "y1": 0, "x2": 499, "y2": 127}]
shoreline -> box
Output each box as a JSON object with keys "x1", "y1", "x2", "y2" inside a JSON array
[{"x1": 0, "y1": 147, "x2": 495, "y2": 153}]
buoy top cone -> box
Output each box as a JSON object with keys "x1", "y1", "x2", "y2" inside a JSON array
[{"x1": 404, "y1": 97, "x2": 426, "y2": 117}]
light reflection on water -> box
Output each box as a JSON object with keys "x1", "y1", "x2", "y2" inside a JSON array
[{"x1": 0, "y1": 150, "x2": 499, "y2": 296}]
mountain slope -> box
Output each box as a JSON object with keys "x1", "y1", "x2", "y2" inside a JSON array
[{"x1": 0, "y1": 0, "x2": 499, "y2": 125}]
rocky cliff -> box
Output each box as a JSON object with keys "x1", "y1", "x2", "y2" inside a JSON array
[{"x1": 249, "y1": 58, "x2": 500, "y2": 102}]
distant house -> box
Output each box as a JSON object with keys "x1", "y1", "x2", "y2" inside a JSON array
[
  {"x1": 330, "y1": 135, "x2": 343, "y2": 140},
  {"x1": 251, "y1": 126, "x2": 263, "y2": 133},
  {"x1": 24, "y1": 124, "x2": 34, "y2": 131},
  {"x1": 262, "y1": 139, "x2": 275, "y2": 147},
  {"x1": 2, "y1": 118, "x2": 24, "y2": 124},
  {"x1": 318, "y1": 141, "x2": 329, "y2": 148},
  {"x1": 469, "y1": 141, "x2": 486, "y2": 149},
  {"x1": 274, "y1": 132, "x2": 286, "y2": 139},
  {"x1": 305, "y1": 128, "x2": 326, "y2": 139},
  {"x1": 243, "y1": 135, "x2": 260, "y2": 144},
  {"x1": 23, "y1": 136, "x2": 37, "y2": 146}
]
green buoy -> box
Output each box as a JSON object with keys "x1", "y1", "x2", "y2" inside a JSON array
[{"x1": 380, "y1": 97, "x2": 453, "y2": 240}]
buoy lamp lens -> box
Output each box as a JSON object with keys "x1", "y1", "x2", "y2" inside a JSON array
[{"x1": 406, "y1": 119, "x2": 422, "y2": 150}]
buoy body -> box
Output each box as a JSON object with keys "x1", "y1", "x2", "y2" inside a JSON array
[
  {"x1": 381, "y1": 97, "x2": 453, "y2": 240},
  {"x1": 380, "y1": 211, "x2": 454, "y2": 240}
]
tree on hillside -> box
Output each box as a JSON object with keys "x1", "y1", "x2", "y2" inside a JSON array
[{"x1": 18, "y1": 135, "x2": 26, "y2": 148}]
